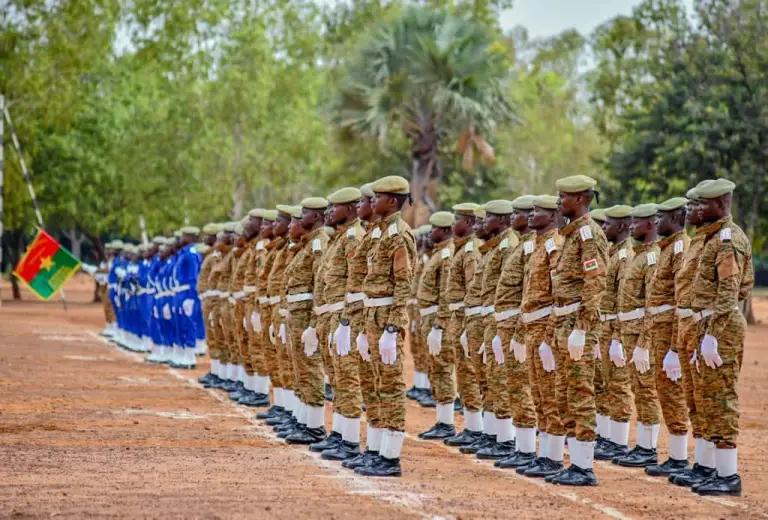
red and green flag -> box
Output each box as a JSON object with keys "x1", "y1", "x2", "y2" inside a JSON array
[{"x1": 13, "y1": 229, "x2": 81, "y2": 301}]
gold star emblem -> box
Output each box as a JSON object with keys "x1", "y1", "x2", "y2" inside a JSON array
[{"x1": 40, "y1": 256, "x2": 54, "y2": 271}]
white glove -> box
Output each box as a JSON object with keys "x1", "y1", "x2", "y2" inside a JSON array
[
  {"x1": 334, "y1": 323, "x2": 351, "y2": 356},
  {"x1": 208, "y1": 311, "x2": 214, "y2": 326},
  {"x1": 631, "y1": 346, "x2": 651, "y2": 374},
  {"x1": 427, "y1": 327, "x2": 443, "y2": 356},
  {"x1": 491, "y1": 335, "x2": 504, "y2": 365},
  {"x1": 182, "y1": 299, "x2": 195, "y2": 316},
  {"x1": 511, "y1": 340, "x2": 526, "y2": 363},
  {"x1": 302, "y1": 326, "x2": 319, "y2": 357},
  {"x1": 568, "y1": 328, "x2": 586, "y2": 361},
  {"x1": 356, "y1": 332, "x2": 370, "y2": 362},
  {"x1": 251, "y1": 311, "x2": 262, "y2": 333},
  {"x1": 700, "y1": 334, "x2": 723, "y2": 369},
  {"x1": 609, "y1": 340, "x2": 626, "y2": 367},
  {"x1": 690, "y1": 349, "x2": 700, "y2": 373},
  {"x1": 278, "y1": 323, "x2": 287, "y2": 345},
  {"x1": 379, "y1": 329, "x2": 397, "y2": 365},
  {"x1": 478, "y1": 343, "x2": 487, "y2": 364},
  {"x1": 269, "y1": 323, "x2": 276, "y2": 345},
  {"x1": 594, "y1": 343, "x2": 602, "y2": 360},
  {"x1": 460, "y1": 330, "x2": 469, "y2": 358},
  {"x1": 242, "y1": 316, "x2": 248, "y2": 331},
  {"x1": 162, "y1": 304, "x2": 171, "y2": 320},
  {"x1": 538, "y1": 342, "x2": 556, "y2": 372},
  {"x1": 663, "y1": 350, "x2": 682, "y2": 381}
]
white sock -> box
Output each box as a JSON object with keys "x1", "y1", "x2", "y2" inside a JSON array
[
  {"x1": 298, "y1": 403, "x2": 307, "y2": 425},
  {"x1": 497, "y1": 418, "x2": 514, "y2": 443},
  {"x1": 424, "y1": 377, "x2": 431, "y2": 390},
  {"x1": 380, "y1": 430, "x2": 405, "y2": 459},
  {"x1": 273, "y1": 388, "x2": 283, "y2": 408},
  {"x1": 650, "y1": 423, "x2": 660, "y2": 449},
  {"x1": 539, "y1": 433, "x2": 549, "y2": 458},
  {"x1": 702, "y1": 440, "x2": 716, "y2": 469},
  {"x1": 637, "y1": 423, "x2": 651, "y2": 449},
  {"x1": 464, "y1": 410, "x2": 483, "y2": 433},
  {"x1": 517, "y1": 428, "x2": 536, "y2": 454},
  {"x1": 332, "y1": 412, "x2": 342, "y2": 434},
  {"x1": 694, "y1": 437, "x2": 704, "y2": 465},
  {"x1": 436, "y1": 403, "x2": 454, "y2": 425},
  {"x1": 483, "y1": 412, "x2": 496, "y2": 436},
  {"x1": 715, "y1": 447, "x2": 737, "y2": 477},
  {"x1": 344, "y1": 416, "x2": 361, "y2": 444},
  {"x1": 549, "y1": 435, "x2": 565, "y2": 462},
  {"x1": 611, "y1": 420, "x2": 630, "y2": 447},
  {"x1": 324, "y1": 374, "x2": 329, "y2": 385},
  {"x1": 573, "y1": 440, "x2": 595, "y2": 470},
  {"x1": 367, "y1": 426, "x2": 383, "y2": 452},
  {"x1": 597, "y1": 414, "x2": 609, "y2": 438},
  {"x1": 306, "y1": 405, "x2": 325, "y2": 429},
  {"x1": 238, "y1": 365, "x2": 246, "y2": 382},
  {"x1": 669, "y1": 434, "x2": 688, "y2": 461}
]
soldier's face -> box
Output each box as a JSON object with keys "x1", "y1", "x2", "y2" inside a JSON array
[
  {"x1": 274, "y1": 216, "x2": 290, "y2": 236},
  {"x1": 484, "y1": 213, "x2": 506, "y2": 235},
  {"x1": 604, "y1": 218, "x2": 624, "y2": 242},
  {"x1": 697, "y1": 197, "x2": 724, "y2": 223},
  {"x1": 557, "y1": 192, "x2": 581, "y2": 219},
  {"x1": 630, "y1": 216, "x2": 655, "y2": 241},
  {"x1": 431, "y1": 227, "x2": 451, "y2": 244},
  {"x1": 358, "y1": 197, "x2": 373, "y2": 221},
  {"x1": 289, "y1": 218, "x2": 303, "y2": 240},
  {"x1": 262, "y1": 222, "x2": 274, "y2": 239},
  {"x1": 372, "y1": 193, "x2": 396, "y2": 216},
  {"x1": 686, "y1": 202, "x2": 701, "y2": 226},
  {"x1": 330, "y1": 203, "x2": 352, "y2": 225},
  {"x1": 204, "y1": 233, "x2": 216, "y2": 246},
  {"x1": 513, "y1": 209, "x2": 530, "y2": 231},
  {"x1": 474, "y1": 217, "x2": 488, "y2": 238},
  {"x1": 453, "y1": 215, "x2": 474, "y2": 237},
  {"x1": 529, "y1": 207, "x2": 554, "y2": 230},
  {"x1": 301, "y1": 208, "x2": 322, "y2": 230},
  {"x1": 247, "y1": 216, "x2": 262, "y2": 237}
]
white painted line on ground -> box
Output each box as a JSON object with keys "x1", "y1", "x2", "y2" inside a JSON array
[{"x1": 64, "y1": 354, "x2": 115, "y2": 361}]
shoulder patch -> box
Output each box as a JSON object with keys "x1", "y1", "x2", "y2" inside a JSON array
[
  {"x1": 347, "y1": 227, "x2": 357, "y2": 238},
  {"x1": 372, "y1": 227, "x2": 382, "y2": 239},
  {"x1": 422, "y1": 254, "x2": 429, "y2": 264},
  {"x1": 524, "y1": 240, "x2": 534, "y2": 255},
  {"x1": 583, "y1": 258, "x2": 599, "y2": 272},
  {"x1": 720, "y1": 228, "x2": 732, "y2": 241},
  {"x1": 311, "y1": 239, "x2": 322, "y2": 252},
  {"x1": 256, "y1": 240, "x2": 265, "y2": 251},
  {"x1": 500, "y1": 238, "x2": 509, "y2": 250},
  {"x1": 441, "y1": 248, "x2": 451, "y2": 259},
  {"x1": 545, "y1": 238, "x2": 557, "y2": 254},
  {"x1": 387, "y1": 224, "x2": 399, "y2": 237},
  {"x1": 465, "y1": 241, "x2": 475, "y2": 253},
  {"x1": 646, "y1": 251, "x2": 657, "y2": 266},
  {"x1": 618, "y1": 249, "x2": 627, "y2": 260},
  {"x1": 579, "y1": 225, "x2": 593, "y2": 241},
  {"x1": 673, "y1": 240, "x2": 684, "y2": 255}
]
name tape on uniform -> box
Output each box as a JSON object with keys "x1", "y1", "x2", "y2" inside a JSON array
[
  {"x1": 647, "y1": 251, "x2": 657, "y2": 265},
  {"x1": 441, "y1": 248, "x2": 451, "y2": 259},
  {"x1": 673, "y1": 240, "x2": 684, "y2": 255},
  {"x1": 720, "y1": 228, "x2": 732, "y2": 241},
  {"x1": 524, "y1": 240, "x2": 534, "y2": 255}
]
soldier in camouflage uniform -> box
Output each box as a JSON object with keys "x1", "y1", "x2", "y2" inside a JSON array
[
  {"x1": 419, "y1": 212, "x2": 456, "y2": 440},
  {"x1": 223, "y1": 221, "x2": 248, "y2": 395},
  {"x1": 196, "y1": 224, "x2": 223, "y2": 386},
  {"x1": 252, "y1": 211, "x2": 279, "y2": 409},
  {"x1": 613, "y1": 204, "x2": 662, "y2": 469},
  {"x1": 406, "y1": 226, "x2": 433, "y2": 403},
  {"x1": 354, "y1": 176, "x2": 416, "y2": 478},
  {"x1": 588, "y1": 209, "x2": 610, "y2": 444},
  {"x1": 687, "y1": 179, "x2": 753, "y2": 496},
  {"x1": 644, "y1": 197, "x2": 691, "y2": 477},
  {"x1": 546, "y1": 175, "x2": 608, "y2": 486},
  {"x1": 207, "y1": 223, "x2": 238, "y2": 389},
  {"x1": 593, "y1": 205, "x2": 635, "y2": 461},
  {"x1": 284, "y1": 197, "x2": 330, "y2": 446}
]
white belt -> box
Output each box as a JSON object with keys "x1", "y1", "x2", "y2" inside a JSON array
[
  {"x1": 208, "y1": 290, "x2": 221, "y2": 298},
  {"x1": 419, "y1": 305, "x2": 438, "y2": 317},
  {"x1": 464, "y1": 306, "x2": 483, "y2": 317},
  {"x1": 268, "y1": 296, "x2": 281, "y2": 305},
  {"x1": 494, "y1": 308, "x2": 521, "y2": 322},
  {"x1": 314, "y1": 304, "x2": 329, "y2": 315},
  {"x1": 228, "y1": 297, "x2": 236, "y2": 305},
  {"x1": 693, "y1": 309, "x2": 715, "y2": 322},
  {"x1": 218, "y1": 291, "x2": 231, "y2": 299},
  {"x1": 554, "y1": 302, "x2": 581, "y2": 317},
  {"x1": 523, "y1": 306, "x2": 553, "y2": 324},
  {"x1": 233, "y1": 291, "x2": 246, "y2": 300},
  {"x1": 676, "y1": 308, "x2": 694, "y2": 319},
  {"x1": 243, "y1": 285, "x2": 257, "y2": 293},
  {"x1": 365, "y1": 296, "x2": 394, "y2": 308},
  {"x1": 258, "y1": 296, "x2": 269, "y2": 305},
  {"x1": 480, "y1": 306, "x2": 495, "y2": 317},
  {"x1": 287, "y1": 292, "x2": 313, "y2": 303},
  {"x1": 173, "y1": 284, "x2": 191, "y2": 294},
  {"x1": 327, "y1": 301, "x2": 345, "y2": 313},
  {"x1": 407, "y1": 298, "x2": 418, "y2": 306},
  {"x1": 448, "y1": 302, "x2": 465, "y2": 312},
  {"x1": 346, "y1": 292, "x2": 366, "y2": 304},
  {"x1": 278, "y1": 309, "x2": 289, "y2": 318},
  {"x1": 153, "y1": 293, "x2": 164, "y2": 300},
  {"x1": 648, "y1": 304, "x2": 675, "y2": 315},
  {"x1": 618, "y1": 308, "x2": 645, "y2": 322},
  {"x1": 600, "y1": 313, "x2": 618, "y2": 322}
]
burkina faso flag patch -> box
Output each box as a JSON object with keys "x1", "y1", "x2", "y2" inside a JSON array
[
  {"x1": 13, "y1": 229, "x2": 81, "y2": 300},
  {"x1": 583, "y1": 258, "x2": 599, "y2": 272}
]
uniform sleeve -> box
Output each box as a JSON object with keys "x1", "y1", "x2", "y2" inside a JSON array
[
  {"x1": 309, "y1": 249, "x2": 326, "y2": 328},
  {"x1": 706, "y1": 240, "x2": 745, "y2": 339},
  {"x1": 389, "y1": 235, "x2": 413, "y2": 331},
  {"x1": 435, "y1": 256, "x2": 453, "y2": 327},
  {"x1": 637, "y1": 261, "x2": 657, "y2": 349},
  {"x1": 576, "y1": 233, "x2": 607, "y2": 332}
]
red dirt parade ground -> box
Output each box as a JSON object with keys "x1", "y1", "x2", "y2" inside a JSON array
[{"x1": 1, "y1": 275, "x2": 767, "y2": 519}]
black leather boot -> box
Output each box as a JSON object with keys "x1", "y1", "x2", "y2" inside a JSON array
[
  {"x1": 309, "y1": 431, "x2": 342, "y2": 452},
  {"x1": 613, "y1": 446, "x2": 657, "y2": 467},
  {"x1": 355, "y1": 456, "x2": 401, "y2": 477},
  {"x1": 418, "y1": 390, "x2": 436, "y2": 408},
  {"x1": 286, "y1": 426, "x2": 327, "y2": 445},
  {"x1": 321, "y1": 440, "x2": 361, "y2": 461},
  {"x1": 198, "y1": 373, "x2": 214, "y2": 385},
  {"x1": 595, "y1": 440, "x2": 626, "y2": 461},
  {"x1": 238, "y1": 392, "x2": 270, "y2": 407},
  {"x1": 444, "y1": 429, "x2": 482, "y2": 447},
  {"x1": 405, "y1": 386, "x2": 421, "y2": 400},
  {"x1": 419, "y1": 422, "x2": 456, "y2": 440},
  {"x1": 256, "y1": 405, "x2": 284, "y2": 420},
  {"x1": 549, "y1": 464, "x2": 598, "y2": 486},
  {"x1": 522, "y1": 458, "x2": 565, "y2": 478},
  {"x1": 476, "y1": 440, "x2": 515, "y2": 460},
  {"x1": 496, "y1": 451, "x2": 536, "y2": 469},
  {"x1": 670, "y1": 463, "x2": 716, "y2": 487},
  {"x1": 695, "y1": 474, "x2": 741, "y2": 496},
  {"x1": 266, "y1": 412, "x2": 291, "y2": 426},
  {"x1": 342, "y1": 449, "x2": 379, "y2": 470},
  {"x1": 645, "y1": 458, "x2": 689, "y2": 477},
  {"x1": 460, "y1": 434, "x2": 494, "y2": 454},
  {"x1": 277, "y1": 421, "x2": 301, "y2": 439}
]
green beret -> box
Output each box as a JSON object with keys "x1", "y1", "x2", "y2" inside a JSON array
[
  {"x1": 202, "y1": 223, "x2": 220, "y2": 235},
  {"x1": 415, "y1": 224, "x2": 432, "y2": 237},
  {"x1": 533, "y1": 195, "x2": 558, "y2": 210},
  {"x1": 591, "y1": 209, "x2": 607, "y2": 223},
  {"x1": 474, "y1": 206, "x2": 486, "y2": 219},
  {"x1": 512, "y1": 195, "x2": 536, "y2": 210},
  {"x1": 429, "y1": 211, "x2": 455, "y2": 228},
  {"x1": 235, "y1": 221, "x2": 245, "y2": 235},
  {"x1": 555, "y1": 174, "x2": 598, "y2": 193},
  {"x1": 173, "y1": 230, "x2": 182, "y2": 238},
  {"x1": 106, "y1": 240, "x2": 123, "y2": 250},
  {"x1": 604, "y1": 205, "x2": 633, "y2": 219},
  {"x1": 372, "y1": 175, "x2": 409, "y2": 195},
  {"x1": 159, "y1": 244, "x2": 169, "y2": 252},
  {"x1": 152, "y1": 236, "x2": 167, "y2": 245},
  {"x1": 262, "y1": 210, "x2": 278, "y2": 222},
  {"x1": 453, "y1": 202, "x2": 480, "y2": 216},
  {"x1": 195, "y1": 243, "x2": 211, "y2": 255},
  {"x1": 697, "y1": 178, "x2": 735, "y2": 199},
  {"x1": 328, "y1": 187, "x2": 362, "y2": 205},
  {"x1": 137, "y1": 243, "x2": 148, "y2": 253},
  {"x1": 290, "y1": 206, "x2": 302, "y2": 219},
  {"x1": 181, "y1": 226, "x2": 200, "y2": 235},
  {"x1": 360, "y1": 183, "x2": 375, "y2": 198},
  {"x1": 631, "y1": 203, "x2": 658, "y2": 219},
  {"x1": 301, "y1": 197, "x2": 329, "y2": 210},
  {"x1": 484, "y1": 200, "x2": 514, "y2": 215},
  {"x1": 248, "y1": 208, "x2": 264, "y2": 218},
  {"x1": 657, "y1": 197, "x2": 688, "y2": 212},
  {"x1": 276, "y1": 205, "x2": 293, "y2": 217},
  {"x1": 123, "y1": 244, "x2": 136, "y2": 254},
  {"x1": 222, "y1": 221, "x2": 237, "y2": 233},
  {"x1": 686, "y1": 188, "x2": 700, "y2": 201}
]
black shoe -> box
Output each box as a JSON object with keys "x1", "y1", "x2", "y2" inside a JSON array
[
  {"x1": 460, "y1": 434, "x2": 494, "y2": 454},
  {"x1": 476, "y1": 440, "x2": 515, "y2": 460},
  {"x1": 524, "y1": 458, "x2": 565, "y2": 478},
  {"x1": 696, "y1": 474, "x2": 741, "y2": 496},
  {"x1": 256, "y1": 406, "x2": 283, "y2": 420},
  {"x1": 595, "y1": 440, "x2": 625, "y2": 461},
  {"x1": 266, "y1": 413, "x2": 291, "y2": 426},
  {"x1": 496, "y1": 451, "x2": 536, "y2": 469},
  {"x1": 198, "y1": 373, "x2": 214, "y2": 385},
  {"x1": 228, "y1": 387, "x2": 249, "y2": 401},
  {"x1": 444, "y1": 429, "x2": 483, "y2": 447},
  {"x1": 671, "y1": 463, "x2": 716, "y2": 486},
  {"x1": 218, "y1": 380, "x2": 239, "y2": 392},
  {"x1": 342, "y1": 449, "x2": 379, "y2": 470},
  {"x1": 201, "y1": 375, "x2": 222, "y2": 388},
  {"x1": 207, "y1": 378, "x2": 230, "y2": 389},
  {"x1": 516, "y1": 456, "x2": 546, "y2": 475},
  {"x1": 406, "y1": 386, "x2": 421, "y2": 400},
  {"x1": 286, "y1": 426, "x2": 327, "y2": 445},
  {"x1": 418, "y1": 391, "x2": 436, "y2": 408},
  {"x1": 614, "y1": 446, "x2": 657, "y2": 468},
  {"x1": 550, "y1": 464, "x2": 598, "y2": 486},
  {"x1": 454, "y1": 397, "x2": 463, "y2": 412},
  {"x1": 277, "y1": 424, "x2": 300, "y2": 439},
  {"x1": 322, "y1": 440, "x2": 361, "y2": 461},
  {"x1": 239, "y1": 392, "x2": 270, "y2": 408},
  {"x1": 325, "y1": 383, "x2": 334, "y2": 402},
  {"x1": 310, "y1": 431, "x2": 342, "y2": 452},
  {"x1": 418, "y1": 422, "x2": 456, "y2": 440},
  {"x1": 645, "y1": 458, "x2": 689, "y2": 477},
  {"x1": 355, "y1": 456, "x2": 401, "y2": 477}
]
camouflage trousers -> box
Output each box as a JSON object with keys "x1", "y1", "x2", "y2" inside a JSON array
[
  {"x1": 420, "y1": 312, "x2": 437, "y2": 387},
  {"x1": 465, "y1": 315, "x2": 488, "y2": 409},
  {"x1": 234, "y1": 301, "x2": 252, "y2": 373},
  {"x1": 103, "y1": 285, "x2": 116, "y2": 323},
  {"x1": 261, "y1": 305, "x2": 281, "y2": 383},
  {"x1": 623, "y1": 330, "x2": 661, "y2": 426},
  {"x1": 365, "y1": 306, "x2": 406, "y2": 432},
  {"x1": 448, "y1": 312, "x2": 482, "y2": 413},
  {"x1": 318, "y1": 314, "x2": 335, "y2": 391},
  {"x1": 352, "y1": 312, "x2": 380, "y2": 427},
  {"x1": 697, "y1": 310, "x2": 745, "y2": 449},
  {"x1": 329, "y1": 312, "x2": 362, "y2": 419},
  {"x1": 218, "y1": 300, "x2": 237, "y2": 365},
  {"x1": 678, "y1": 316, "x2": 704, "y2": 438},
  {"x1": 272, "y1": 309, "x2": 294, "y2": 391},
  {"x1": 602, "y1": 322, "x2": 632, "y2": 423},
  {"x1": 650, "y1": 315, "x2": 688, "y2": 436},
  {"x1": 248, "y1": 303, "x2": 270, "y2": 379},
  {"x1": 553, "y1": 314, "x2": 596, "y2": 441},
  {"x1": 409, "y1": 305, "x2": 429, "y2": 374},
  {"x1": 207, "y1": 299, "x2": 222, "y2": 360},
  {"x1": 594, "y1": 323, "x2": 610, "y2": 417},
  {"x1": 423, "y1": 314, "x2": 454, "y2": 405},
  {"x1": 288, "y1": 310, "x2": 324, "y2": 407},
  {"x1": 484, "y1": 317, "x2": 511, "y2": 420},
  {"x1": 499, "y1": 321, "x2": 536, "y2": 429},
  {"x1": 526, "y1": 318, "x2": 558, "y2": 434}
]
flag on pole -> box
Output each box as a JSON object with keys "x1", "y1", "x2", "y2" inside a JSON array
[{"x1": 13, "y1": 229, "x2": 80, "y2": 301}]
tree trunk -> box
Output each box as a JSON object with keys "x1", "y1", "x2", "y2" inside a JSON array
[
  {"x1": 93, "y1": 282, "x2": 102, "y2": 303},
  {"x1": 9, "y1": 229, "x2": 23, "y2": 300},
  {"x1": 744, "y1": 194, "x2": 759, "y2": 325},
  {"x1": 231, "y1": 118, "x2": 245, "y2": 219},
  {"x1": 405, "y1": 120, "x2": 441, "y2": 227},
  {"x1": 63, "y1": 228, "x2": 85, "y2": 260}
]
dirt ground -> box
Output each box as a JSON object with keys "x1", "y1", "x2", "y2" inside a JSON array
[{"x1": 1, "y1": 275, "x2": 768, "y2": 519}]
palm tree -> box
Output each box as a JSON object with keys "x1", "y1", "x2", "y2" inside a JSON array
[{"x1": 333, "y1": 6, "x2": 517, "y2": 224}]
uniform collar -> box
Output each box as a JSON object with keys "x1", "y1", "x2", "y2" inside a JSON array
[
  {"x1": 632, "y1": 240, "x2": 656, "y2": 253},
  {"x1": 453, "y1": 235, "x2": 472, "y2": 249},
  {"x1": 560, "y1": 213, "x2": 591, "y2": 236},
  {"x1": 611, "y1": 237, "x2": 632, "y2": 256},
  {"x1": 698, "y1": 215, "x2": 732, "y2": 237},
  {"x1": 658, "y1": 229, "x2": 686, "y2": 249}
]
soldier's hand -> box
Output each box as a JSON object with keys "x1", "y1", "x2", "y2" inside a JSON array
[
  {"x1": 511, "y1": 340, "x2": 526, "y2": 363},
  {"x1": 593, "y1": 343, "x2": 602, "y2": 360},
  {"x1": 609, "y1": 340, "x2": 625, "y2": 367},
  {"x1": 356, "y1": 332, "x2": 371, "y2": 362},
  {"x1": 538, "y1": 342, "x2": 556, "y2": 372},
  {"x1": 567, "y1": 328, "x2": 586, "y2": 361},
  {"x1": 302, "y1": 326, "x2": 319, "y2": 357},
  {"x1": 700, "y1": 334, "x2": 723, "y2": 369},
  {"x1": 251, "y1": 311, "x2": 262, "y2": 333},
  {"x1": 427, "y1": 326, "x2": 443, "y2": 356},
  {"x1": 334, "y1": 323, "x2": 352, "y2": 356},
  {"x1": 631, "y1": 346, "x2": 650, "y2": 374},
  {"x1": 460, "y1": 330, "x2": 469, "y2": 358},
  {"x1": 491, "y1": 335, "x2": 504, "y2": 365},
  {"x1": 478, "y1": 343, "x2": 487, "y2": 364},
  {"x1": 689, "y1": 350, "x2": 700, "y2": 373},
  {"x1": 269, "y1": 323, "x2": 276, "y2": 345},
  {"x1": 379, "y1": 329, "x2": 397, "y2": 365},
  {"x1": 662, "y1": 349, "x2": 682, "y2": 381},
  {"x1": 278, "y1": 323, "x2": 287, "y2": 345}
]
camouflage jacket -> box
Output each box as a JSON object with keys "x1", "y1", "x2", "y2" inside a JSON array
[
  {"x1": 347, "y1": 220, "x2": 378, "y2": 333},
  {"x1": 417, "y1": 239, "x2": 455, "y2": 327},
  {"x1": 615, "y1": 240, "x2": 659, "y2": 347},
  {"x1": 520, "y1": 229, "x2": 563, "y2": 343},
  {"x1": 286, "y1": 227, "x2": 329, "y2": 317},
  {"x1": 495, "y1": 231, "x2": 534, "y2": 333},
  {"x1": 324, "y1": 219, "x2": 364, "y2": 320}
]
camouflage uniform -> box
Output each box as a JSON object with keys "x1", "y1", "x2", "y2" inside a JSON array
[
  {"x1": 552, "y1": 214, "x2": 608, "y2": 441},
  {"x1": 520, "y1": 229, "x2": 561, "y2": 434},
  {"x1": 100, "y1": 262, "x2": 117, "y2": 325},
  {"x1": 198, "y1": 251, "x2": 220, "y2": 357},
  {"x1": 418, "y1": 239, "x2": 455, "y2": 404},
  {"x1": 263, "y1": 237, "x2": 288, "y2": 388},
  {"x1": 285, "y1": 227, "x2": 329, "y2": 408},
  {"x1": 409, "y1": 251, "x2": 429, "y2": 378},
  {"x1": 224, "y1": 246, "x2": 246, "y2": 365},
  {"x1": 209, "y1": 248, "x2": 236, "y2": 365},
  {"x1": 312, "y1": 232, "x2": 339, "y2": 395},
  {"x1": 250, "y1": 239, "x2": 272, "y2": 379},
  {"x1": 445, "y1": 235, "x2": 482, "y2": 412},
  {"x1": 465, "y1": 240, "x2": 488, "y2": 409},
  {"x1": 363, "y1": 213, "x2": 416, "y2": 431},
  {"x1": 692, "y1": 217, "x2": 753, "y2": 449},
  {"x1": 270, "y1": 239, "x2": 299, "y2": 395},
  {"x1": 230, "y1": 240, "x2": 256, "y2": 374},
  {"x1": 647, "y1": 230, "x2": 690, "y2": 436}
]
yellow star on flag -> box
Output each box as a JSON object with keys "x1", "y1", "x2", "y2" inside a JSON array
[{"x1": 40, "y1": 255, "x2": 55, "y2": 271}]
